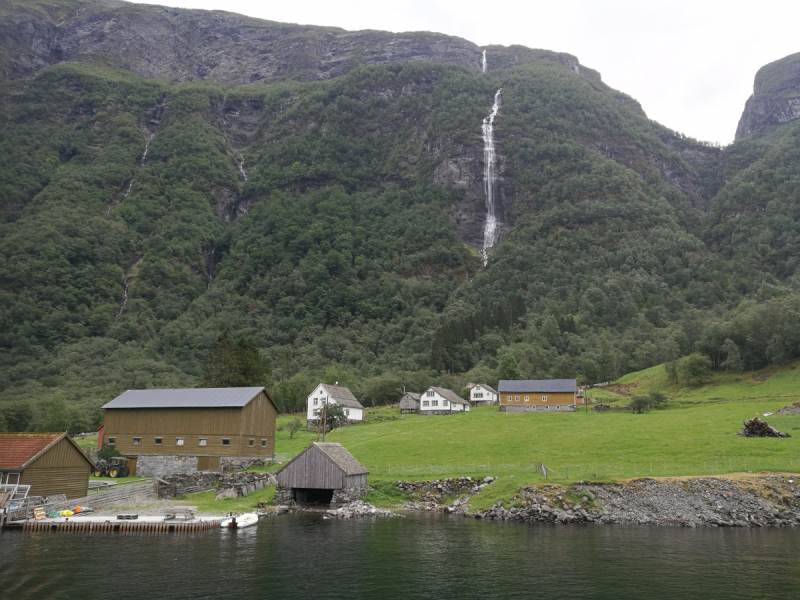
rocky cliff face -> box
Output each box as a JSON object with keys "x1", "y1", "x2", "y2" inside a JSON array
[
  {"x1": 735, "y1": 52, "x2": 800, "y2": 139},
  {"x1": 0, "y1": 0, "x2": 587, "y2": 86}
]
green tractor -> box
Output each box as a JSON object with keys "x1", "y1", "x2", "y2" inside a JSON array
[{"x1": 92, "y1": 457, "x2": 130, "y2": 478}]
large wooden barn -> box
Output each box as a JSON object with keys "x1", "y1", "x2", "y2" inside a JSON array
[
  {"x1": 102, "y1": 387, "x2": 277, "y2": 477},
  {"x1": 273, "y1": 443, "x2": 368, "y2": 507},
  {"x1": 497, "y1": 379, "x2": 578, "y2": 412},
  {"x1": 0, "y1": 433, "x2": 95, "y2": 499}
]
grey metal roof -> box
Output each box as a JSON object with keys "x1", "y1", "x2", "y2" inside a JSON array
[
  {"x1": 498, "y1": 380, "x2": 577, "y2": 393},
  {"x1": 102, "y1": 387, "x2": 265, "y2": 409},
  {"x1": 402, "y1": 392, "x2": 421, "y2": 400},
  {"x1": 313, "y1": 443, "x2": 369, "y2": 476},
  {"x1": 431, "y1": 387, "x2": 469, "y2": 405},
  {"x1": 320, "y1": 384, "x2": 364, "y2": 409}
]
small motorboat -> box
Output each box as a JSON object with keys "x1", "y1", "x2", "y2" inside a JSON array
[{"x1": 220, "y1": 513, "x2": 259, "y2": 529}]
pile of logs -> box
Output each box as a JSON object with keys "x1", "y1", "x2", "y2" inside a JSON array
[{"x1": 739, "y1": 418, "x2": 791, "y2": 438}]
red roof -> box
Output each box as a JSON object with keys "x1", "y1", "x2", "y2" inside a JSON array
[{"x1": 0, "y1": 433, "x2": 63, "y2": 469}]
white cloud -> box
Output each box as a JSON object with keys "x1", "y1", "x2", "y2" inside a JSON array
[{"x1": 131, "y1": 0, "x2": 800, "y2": 144}]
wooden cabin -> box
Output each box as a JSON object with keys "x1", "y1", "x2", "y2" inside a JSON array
[
  {"x1": 420, "y1": 387, "x2": 470, "y2": 415},
  {"x1": 273, "y1": 442, "x2": 368, "y2": 507},
  {"x1": 497, "y1": 379, "x2": 578, "y2": 412},
  {"x1": 102, "y1": 387, "x2": 277, "y2": 477},
  {"x1": 0, "y1": 433, "x2": 95, "y2": 499},
  {"x1": 399, "y1": 391, "x2": 421, "y2": 413}
]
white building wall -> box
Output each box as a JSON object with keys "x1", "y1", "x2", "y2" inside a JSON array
[
  {"x1": 306, "y1": 384, "x2": 363, "y2": 421},
  {"x1": 470, "y1": 385, "x2": 498, "y2": 404},
  {"x1": 420, "y1": 388, "x2": 469, "y2": 412}
]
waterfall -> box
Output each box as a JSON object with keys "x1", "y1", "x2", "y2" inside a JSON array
[
  {"x1": 114, "y1": 258, "x2": 142, "y2": 321},
  {"x1": 480, "y1": 89, "x2": 502, "y2": 266},
  {"x1": 482, "y1": 50, "x2": 487, "y2": 73},
  {"x1": 237, "y1": 153, "x2": 247, "y2": 181},
  {"x1": 112, "y1": 138, "x2": 151, "y2": 212}
]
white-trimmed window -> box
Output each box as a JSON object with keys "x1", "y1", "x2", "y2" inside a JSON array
[
  {"x1": 475, "y1": 393, "x2": 483, "y2": 398},
  {"x1": 248, "y1": 439, "x2": 255, "y2": 447},
  {"x1": 443, "y1": 400, "x2": 449, "y2": 407},
  {"x1": 515, "y1": 396, "x2": 520, "y2": 402},
  {"x1": 542, "y1": 396, "x2": 548, "y2": 402},
  {"x1": 427, "y1": 390, "x2": 435, "y2": 397},
  {"x1": 261, "y1": 439, "x2": 267, "y2": 447},
  {"x1": 6, "y1": 472, "x2": 20, "y2": 485},
  {"x1": 506, "y1": 396, "x2": 512, "y2": 402},
  {"x1": 176, "y1": 438, "x2": 185, "y2": 447},
  {"x1": 545, "y1": 405, "x2": 549, "y2": 410},
  {"x1": 154, "y1": 437, "x2": 162, "y2": 445},
  {"x1": 423, "y1": 400, "x2": 430, "y2": 407},
  {"x1": 432, "y1": 400, "x2": 439, "y2": 407},
  {"x1": 133, "y1": 437, "x2": 141, "y2": 445},
  {"x1": 108, "y1": 437, "x2": 115, "y2": 446},
  {"x1": 344, "y1": 409, "x2": 350, "y2": 416},
  {"x1": 524, "y1": 396, "x2": 529, "y2": 402},
  {"x1": 198, "y1": 438, "x2": 207, "y2": 447},
  {"x1": 221, "y1": 438, "x2": 230, "y2": 446},
  {"x1": 313, "y1": 398, "x2": 318, "y2": 405}
]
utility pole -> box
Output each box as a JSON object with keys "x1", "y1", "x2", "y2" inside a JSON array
[{"x1": 322, "y1": 401, "x2": 328, "y2": 442}]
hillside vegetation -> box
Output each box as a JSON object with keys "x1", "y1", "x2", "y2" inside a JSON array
[{"x1": 2, "y1": 1, "x2": 800, "y2": 436}]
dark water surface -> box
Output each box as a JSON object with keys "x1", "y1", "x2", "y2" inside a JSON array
[{"x1": 2, "y1": 513, "x2": 799, "y2": 599}]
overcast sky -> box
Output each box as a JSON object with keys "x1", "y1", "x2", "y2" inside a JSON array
[{"x1": 134, "y1": 0, "x2": 800, "y2": 145}]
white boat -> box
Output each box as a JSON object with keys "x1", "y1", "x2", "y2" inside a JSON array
[{"x1": 220, "y1": 513, "x2": 259, "y2": 529}]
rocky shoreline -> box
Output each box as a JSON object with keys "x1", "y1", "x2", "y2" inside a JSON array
[{"x1": 394, "y1": 474, "x2": 800, "y2": 528}]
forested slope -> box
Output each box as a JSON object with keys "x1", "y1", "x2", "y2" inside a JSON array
[{"x1": 1, "y1": 0, "x2": 800, "y2": 432}]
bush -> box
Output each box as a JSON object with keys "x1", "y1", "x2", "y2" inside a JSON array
[{"x1": 629, "y1": 396, "x2": 651, "y2": 414}]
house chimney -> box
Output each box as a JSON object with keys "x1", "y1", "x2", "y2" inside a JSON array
[
  {"x1": 335, "y1": 381, "x2": 338, "y2": 386},
  {"x1": 403, "y1": 386, "x2": 406, "y2": 394}
]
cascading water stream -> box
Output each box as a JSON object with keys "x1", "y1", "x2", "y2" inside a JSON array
[
  {"x1": 114, "y1": 258, "x2": 142, "y2": 322},
  {"x1": 482, "y1": 50, "x2": 487, "y2": 73},
  {"x1": 111, "y1": 138, "x2": 151, "y2": 212},
  {"x1": 480, "y1": 89, "x2": 502, "y2": 266}
]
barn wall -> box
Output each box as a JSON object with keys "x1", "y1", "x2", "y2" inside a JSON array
[
  {"x1": 276, "y1": 446, "x2": 346, "y2": 489},
  {"x1": 20, "y1": 466, "x2": 90, "y2": 499}
]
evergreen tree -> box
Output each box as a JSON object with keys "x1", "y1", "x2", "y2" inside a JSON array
[
  {"x1": 200, "y1": 334, "x2": 273, "y2": 389},
  {"x1": 497, "y1": 354, "x2": 522, "y2": 381}
]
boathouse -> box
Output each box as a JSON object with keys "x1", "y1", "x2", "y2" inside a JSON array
[
  {"x1": 497, "y1": 379, "x2": 578, "y2": 412},
  {"x1": 102, "y1": 387, "x2": 277, "y2": 477},
  {"x1": 273, "y1": 443, "x2": 368, "y2": 507},
  {"x1": 0, "y1": 433, "x2": 95, "y2": 499}
]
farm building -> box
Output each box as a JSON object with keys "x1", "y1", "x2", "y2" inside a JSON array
[
  {"x1": 273, "y1": 442, "x2": 368, "y2": 506},
  {"x1": 420, "y1": 387, "x2": 470, "y2": 415},
  {"x1": 399, "y1": 391, "x2": 421, "y2": 413},
  {"x1": 0, "y1": 433, "x2": 95, "y2": 499},
  {"x1": 306, "y1": 383, "x2": 364, "y2": 425},
  {"x1": 102, "y1": 387, "x2": 277, "y2": 477},
  {"x1": 498, "y1": 380, "x2": 578, "y2": 412},
  {"x1": 470, "y1": 383, "x2": 499, "y2": 406}
]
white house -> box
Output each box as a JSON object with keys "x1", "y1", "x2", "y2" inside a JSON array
[
  {"x1": 420, "y1": 387, "x2": 470, "y2": 415},
  {"x1": 470, "y1": 383, "x2": 499, "y2": 407},
  {"x1": 306, "y1": 383, "x2": 364, "y2": 423}
]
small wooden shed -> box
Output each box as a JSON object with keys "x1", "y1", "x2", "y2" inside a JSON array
[
  {"x1": 0, "y1": 433, "x2": 95, "y2": 499},
  {"x1": 399, "y1": 391, "x2": 421, "y2": 413},
  {"x1": 273, "y1": 442, "x2": 368, "y2": 506}
]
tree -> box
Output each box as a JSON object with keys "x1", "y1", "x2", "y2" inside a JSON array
[
  {"x1": 678, "y1": 353, "x2": 712, "y2": 386},
  {"x1": 314, "y1": 402, "x2": 350, "y2": 431},
  {"x1": 721, "y1": 338, "x2": 743, "y2": 373},
  {"x1": 33, "y1": 394, "x2": 71, "y2": 433},
  {"x1": 497, "y1": 354, "x2": 522, "y2": 381},
  {"x1": 98, "y1": 442, "x2": 120, "y2": 461},
  {"x1": 200, "y1": 333, "x2": 273, "y2": 388},
  {"x1": 287, "y1": 418, "x2": 304, "y2": 439},
  {"x1": 662, "y1": 338, "x2": 681, "y2": 384},
  {"x1": 629, "y1": 396, "x2": 650, "y2": 413},
  {"x1": 648, "y1": 392, "x2": 668, "y2": 409}
]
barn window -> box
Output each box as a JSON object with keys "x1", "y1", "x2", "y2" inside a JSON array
[
  {"x1": 524, "y1": 396, "x2": 529, "y2": 402},
  {"x1": 542, "y1": 396, "x2": 548, "y2": 402},
  {"x1": 108, "y1": 437, "x2": 115, "y2": 446},
  {"x1": 515, "y1": 396, "x2": 520, "y2": 402},
  {"x1": 261, "y1": 439, "x2": 267, "y2": 447},
  {"x1": 248, "y1": 439, "x2": 255, "y2": 447},
  {"x1": 133, "y1": 437, "x2": 141, "y2": 445},
  {"x1": 423, "y1": 401, "x2": 429, "y2": 407},
  {"x1": 222, "y1": 438, "x2": 230, "y2": 446},
  {"x1": 154, "y1": 438, "x2": 162, "y2": 445},
  {"x1": 545, "y1": 405, "x2": 549, "y2": 410},
  {"x1": 506, "y1": 396, "x2": 512, "y2": 402},
  {"x1": 198, "y1": 438, "x2": 207, "y2": 447},
  {"x1": 176, "y1": 438, "x2": 185, "y2": 446}
]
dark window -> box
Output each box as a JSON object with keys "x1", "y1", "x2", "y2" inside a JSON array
[
  {"x1": 108, "y1": 438, "x2": 115, "y2": 445},
  {"x1": 222, "y1": 438, "x2": 230, "y2": 446},
  {"x1": 261, "y1": 439, "x2": 267, "y2": 447},
  {"x1": 248, "y1": 439, "x2": 254, "y2": 447},
  {"x1": 133, "y1": 437, "x2": 141, "y2": 445},
  {"x1": 154, "y1": 438, "x2": 162, "y2": 445}
]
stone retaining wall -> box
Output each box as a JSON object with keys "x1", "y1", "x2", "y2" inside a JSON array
[
  {"x1": 156, "y1": 471, "x2": 222, "y2": 499},
  {"x1": 136, "y1": 454, "x2": 199, "y2": 477},
  {"x1": 273, "y1": 484, "x2": 368, "y2": 507},
  {"x1": 396, "y1": 477, "x2": 495, "y2": 497},
  {"x1": 215, "y1": 472, "x2": 276, "y2": 500},
  {"x1": 220, "y1": 456, "x2": 271, "y2": 472}
]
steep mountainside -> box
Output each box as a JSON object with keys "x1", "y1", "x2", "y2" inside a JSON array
[{"x1": 1, "y1": 0, "x2": 800, "y2": 432}]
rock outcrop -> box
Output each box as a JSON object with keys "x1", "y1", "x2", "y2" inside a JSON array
[
  {"x1": 735, "y1": 52, "x2": 800, "y2": 139},
  {"x1": 1, "y1": 0, "x2": 587, "y2": 86}
]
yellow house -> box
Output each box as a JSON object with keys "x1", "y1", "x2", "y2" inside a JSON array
[{"x1": 497, "y1": 379, "x2": 578, "y2": 412}]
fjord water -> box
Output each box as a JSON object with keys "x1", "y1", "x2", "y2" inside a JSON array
[{"x1": 2, "y1": 514, "x2": 799, "y2": 599}]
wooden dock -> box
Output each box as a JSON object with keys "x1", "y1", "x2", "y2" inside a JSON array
[{"x1": 15, "y1": 518, "x2": 224, "y2": 533}]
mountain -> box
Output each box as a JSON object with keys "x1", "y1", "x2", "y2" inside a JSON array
[{"x1": 1, "y1": 0, "x2": 800, "y2": 432}]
